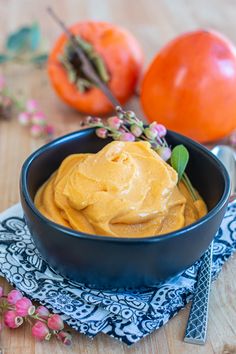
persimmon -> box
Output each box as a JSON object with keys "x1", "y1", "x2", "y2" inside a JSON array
[
  {"x1": 141, "y1": 30, "x2": 236, "y2": 142},
  {"x1": 48, "y1": 21, "x2": 143, "y2": 115}
]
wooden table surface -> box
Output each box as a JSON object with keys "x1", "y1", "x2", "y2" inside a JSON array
[{"x1": 0, "y1": 0, "x2": 236, "y2": 353}]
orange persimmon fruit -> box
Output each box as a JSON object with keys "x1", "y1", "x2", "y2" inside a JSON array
[
  {"x1": 48, "y1": 21, "x2": 143, "y2": 115},
  {"x1": 141, "y1": 30, "x2": 236, "y2": 142}
]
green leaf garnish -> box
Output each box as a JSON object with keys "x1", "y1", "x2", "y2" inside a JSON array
[{"x1": 171, "y1": 144, "x2": 189, "y2": 181}]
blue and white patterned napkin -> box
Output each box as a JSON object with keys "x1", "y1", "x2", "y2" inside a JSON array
[{"x1": 0, "y1": 202, "x2": 235, "y2": 345}]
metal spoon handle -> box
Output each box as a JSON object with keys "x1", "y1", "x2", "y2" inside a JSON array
[{"x1": 184, "y1": 242, "x2": 213, "y2": 345}]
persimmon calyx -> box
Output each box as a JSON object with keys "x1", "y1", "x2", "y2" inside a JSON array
[{"x1": 58, "y1": 35, "x2": 110, "y2": 93}]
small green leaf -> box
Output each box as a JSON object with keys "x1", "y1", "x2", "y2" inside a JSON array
[
  {"x1": 6, "y1": 26, "x2": 32, "y2": 52},
  {"x1": 30, "y1": 23, "x2": 41, "y2": 51},
  {"x1": 31, "y1": 53, "x2": 48, "y2": 65},
  {"x1": 0, "y1": 53, "x2": 10, "y2": 63},
  {"x1": 171, "y1": 144, "x2": 189, "y2": 181}
]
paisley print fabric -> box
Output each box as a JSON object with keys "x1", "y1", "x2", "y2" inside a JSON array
[{"x1": 0, "y1": 203, "x2": 235, "y2": 345}]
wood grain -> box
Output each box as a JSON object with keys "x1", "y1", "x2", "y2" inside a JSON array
[{"x1": 0, "y1": 0, "x2": 236, "y2": 353}]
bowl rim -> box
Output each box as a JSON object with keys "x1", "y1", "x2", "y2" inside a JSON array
[{"x1": 20, "y1": 128, "x2": 231, "y2": 244}]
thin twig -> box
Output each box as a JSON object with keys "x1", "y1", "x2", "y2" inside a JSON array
[{"x1": 47, "y1": 7, "x2": 121, "y2": 109}]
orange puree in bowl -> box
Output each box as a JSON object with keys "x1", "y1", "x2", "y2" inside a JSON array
[{"x1": 34, "y1": 141, "x2": 207, "y2": 237}]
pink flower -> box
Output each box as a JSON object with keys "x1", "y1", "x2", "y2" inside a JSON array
[
  {"x1": 26, "y1": 99, "x2": 38, "y2": 113},
  {"x1": 57, "y1": 331, "x2": 72, "y2": 345},
  {"x1": 107, "y1": 116, "x2": 122, "y2": 130},
  {"x1": 18, "y1": 112, "x2": 31, "y2": 126},
  {"x1": 7, "y1": 289, "x2": 23, "y2": 305},
  {"x1": 0, "y1": 286, "x2": 3, "y2": 298},
  {"x1": 30, "y1": 124, "x2": 44, "y2": 138},
  {"x1": 15, "y1": 297, "x2": 35, "y2": 317},
  {"x1": 96, "y1": 127, "x2": 108, "y2": 139},
  {"x1": 36, "y1": 306, "x2": 50, "y2": 320},
  {"x1": 119, "y1": 132, "x2": 135, "y2": 142},
  {"x1": 31, "y1": 112, "x2": 46, "y2": 126},
  {"x1": 47, "y1": 314, "x2": 64, "y2": 331},
  {"x1": 0, "y1": 75, "x2": 5, "y2": 91},
  {"x1": 32, "y1": 321, "x2": 51, "y2": 341},
  {"x1": 4, "y1": 310, "x2": 23, "y2": 329}
]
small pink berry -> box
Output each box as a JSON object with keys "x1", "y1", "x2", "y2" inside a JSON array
[
  {"x1": 32, "y1": 321, "x2": 51, "y2": 341},
  {"x1": 30, "y1": 124, "x2": 44, "y2": 138},
  {"x1": 47, "y1": 314, "x2": 64, "y2": 331},
  {"x1": 7, "y1": 289, "x2": 23, "y2": 305},
  {"x1": 144, "y1": 127, "x2": 157, "y2": 140},
  {"x1": 15, "y1": 297, "x2": 35, "y2": 317},
  {"x1": 154, "y1": 123, "x2": 167, "y2": 138},
  {"x1": 156, "y1": 146, "x2": 172, "y2": 161},
  {"x1": 36, "y1": 306, "x2": 50, "y2": 320},
  {"x1": 119, "y1": 132, "x2": 135, "y2": 142},
  {"x1": 18, "y1": 112, "x2": 31, "y2": 126},
  {"x1": 0, "y1": 75, "x2": 5, "y2": 91},
  {"x1": 96, "y1": 127, "x2": 108, "y2": 139},
  {"x1": 107, "y1": 116, "x2": 122, "y2": 130},
  {"x1": 31, "y1": 112, "x2": 46, "y2": 126},
  {"x1": 4, "y1": 310, "x2": 23, "y2": 329},
  {"x1": 0, "y1": 286, "x2": 3, "y2": 298},
  {"x1": 57, "y1": 331, "x2": 72, "y2": 345},
  {"x1": 26, "y1": 99, "x2": 38, "y2": 113},
  {"x1": 130, "y1": 124, "x2": 143, "y2": 137}
]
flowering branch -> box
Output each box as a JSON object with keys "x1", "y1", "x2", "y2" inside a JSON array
[
  {"x1": 82, "y1": 106, "x2": 198, "y2": 200},
  {"x1": 0, "y1": 287, "x2": 72, "y2": 345},
  {"x1": 0, "y1": 75, "x2": 54, "y2": 140}
]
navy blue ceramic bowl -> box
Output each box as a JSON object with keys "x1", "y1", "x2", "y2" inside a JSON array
[{"x1": 20, "y1": 129, "x2": 230, "y2": 288}]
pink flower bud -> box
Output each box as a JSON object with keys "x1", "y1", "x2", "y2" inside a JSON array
[
  {"x1": 144, "y1": 127, "x2": 157, "y2": 140},
  {"x1": 107, "y1": 116, "x2": 122, "y2": 130},
  {"x1": 7, "y1": 289, "x2": 23, "y2": 305},
  {"x1": 130, "y1": 124, "x2": 143, "y2": 137},
  {"x1": 156, "y1": 146, "x2": 172, "y2": 161},
  {"x1": 119, "y1": 132, "x2": 135, "y2": 142},
  {"x1": 96, "y1": 127, "x2": 107, "y2": 139},
  {"x1": 18, "y1": 112, "x2": 31, "y2": 126},
  {"x1": 4, "y1": 310, "x2": 23, "y2": 329},
  {"x1": 30, "y1": 124, "x2": 44, "y2": 138},
  {"x1": 36, "y1": 306, "x2": 50, "y2": 320},
  {"x1": 57, "y1": 331, "x2": 72, "y2": 345},
  {"x1": 31, "y1": 112, "x2": 46, "y2": 126},
  {"x1": 47, "y1": 314, "x2": 64, "y2": 331},
  {"x1": 0, "y1": 286, "x2": 3, "y2": 298},
  {"x1": 32, "y1": 321, "x2": 51, "y2": 341},
  {"x1": 154, "y1": 123, "x2": 167, "y2": 138},
  {"x1": 0, "y1": 75, "x2": 5, "y2": 91},
  {"x1": 15, "y1": 297, "x2": 35, "y2": 317},
  {"x1": 26, "y1": 99, "x2": 38, "y2": 113}
]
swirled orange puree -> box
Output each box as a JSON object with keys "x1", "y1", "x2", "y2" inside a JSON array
[{"x1": 35, "y1": 141, "x2": 207, "y2": 237}]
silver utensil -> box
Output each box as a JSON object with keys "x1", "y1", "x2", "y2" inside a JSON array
[{"x1": 184, "y1": 144, "x2": 236, "y2": 345}]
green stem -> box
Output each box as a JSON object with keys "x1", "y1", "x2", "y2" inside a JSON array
[{"x1": 182, "y1": 172, "x2": 198, "y2": 201}]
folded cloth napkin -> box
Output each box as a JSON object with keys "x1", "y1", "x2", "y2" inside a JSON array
[{"x1": 0, "y1": 202, "x2": 235, "y2": 345}]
